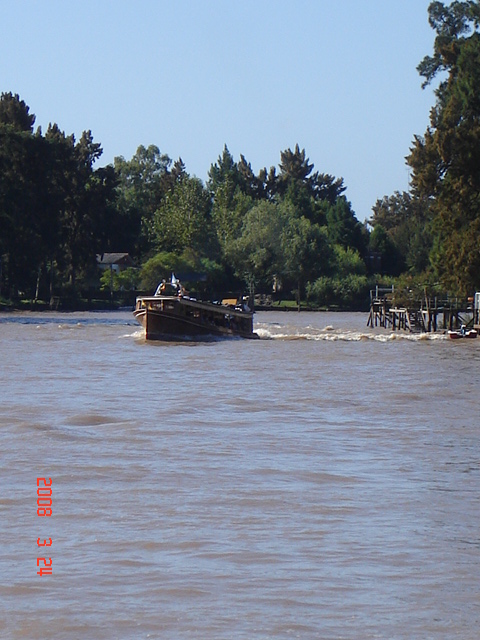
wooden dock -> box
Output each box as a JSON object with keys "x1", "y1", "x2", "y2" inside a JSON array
[
  {"x1": 475, "y1": 293, "x2": 480, "y2": 331},
  {"x1": 367, "y1": 286, "x2": 476, "y2": 333}
]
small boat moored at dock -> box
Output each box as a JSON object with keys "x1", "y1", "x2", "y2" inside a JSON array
[{"x1": 447, "y1": 326, "x2": 478, "y2": 340}]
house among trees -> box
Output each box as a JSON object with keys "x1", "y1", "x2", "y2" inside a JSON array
[{"x1": 96, "y1": 253, "x2": 135, "y2": 273}]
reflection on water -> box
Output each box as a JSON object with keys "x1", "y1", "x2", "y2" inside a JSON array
[{"x1": 0, "y1": 311, "x2": 479, "y2": 639}]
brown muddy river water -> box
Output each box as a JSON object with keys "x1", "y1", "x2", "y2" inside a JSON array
[{"x1": 1, "y1": 310, "x2": 479, "y2": 639}]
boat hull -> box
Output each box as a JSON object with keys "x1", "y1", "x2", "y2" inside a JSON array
[
  {"x1": 133, "y1": 296, "x2": 258, "y2": 341},
  {"x1": 448, "y1": 329, "x2": 478, "y2": 339}
]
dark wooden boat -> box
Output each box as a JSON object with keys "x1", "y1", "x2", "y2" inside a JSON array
[{"x1": 133, "y1": 289, "x2": 258, "y2": 341}]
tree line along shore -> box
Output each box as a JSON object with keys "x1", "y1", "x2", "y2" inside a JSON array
[{"x1": 2, "y1": 2, "x2": 480, "y2": 312}]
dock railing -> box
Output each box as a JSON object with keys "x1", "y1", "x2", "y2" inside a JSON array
[{"x1": 368, "y1": 286, "x2": 475, "y2": 333}]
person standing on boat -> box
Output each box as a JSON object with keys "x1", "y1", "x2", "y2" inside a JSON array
[
  {"x1": 178, "y1": 283, "x2": 187, "y2": 297},
  {"x1": 155, "y1": 280, "x2": 166, "y2": 296}
]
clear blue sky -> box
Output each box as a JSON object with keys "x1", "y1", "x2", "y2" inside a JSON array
[{"x1": 1, "y1": 0, "x2": 437, "y2": 221}]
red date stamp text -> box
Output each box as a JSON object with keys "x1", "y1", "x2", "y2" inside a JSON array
[{"x1": 36, "y1": 477, "x2": 52, "y2": 576}]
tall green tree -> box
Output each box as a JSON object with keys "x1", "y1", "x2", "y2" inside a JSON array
[
  {"x1": 0, "y1": 92, "x2": 35, "y2": 132},
  {"x1": 41, "y1": 125, "x2": 116, "y2": 296},
  {"x1": 207, "y1": 145, "x2": 240, "y2": 193},
  {"x1": 208, "y1": 146, "x2": 272, "y2": 264},
  {"x1": 58, "y1": 129, "x2": 105, "y2": 289},
  {"x1": 277, "y1": 144, "x2": 346, "y2": 204},
  {"x1": 407, "y1": 0, "x2": 480, "y2": 294},
  {"x1": 230, "y1": 201, "x2": 284, "y2": 290},
  {"x1": 237, "y1": 154, "x2": 269, "y2": 200},
  {"x1": 277, "y1": 144, "x2": 314, "y2": 188},
  {"x1": 114, "y1": 145, "x2": 174, "y2": 258},
  {"x1": 208, "y1": 146, "x2": 246, "y2": 257},
  {"x1": 211, "y1": 183, "x2": 253, "y2": 260},
  {"x1": 276, "y1": 144, "x2": 347, "y2": 224},
  {"x1": 152, "y1": 175, "x2": 214, "y2": 256},
  {"x1": 0, "y1": 93, "x2": 45, "y2": 297},
  {"x1": 371, "y1": 191, "x2": 431, "y2": 273},
  {"x1": 325, "y1": 196, "x2": 367, "y2": 254},
  {"x1": 276, "y1": 145, "x2": 316, "y2": 220},
  {"x1": 279, "y1": 204, "x2": 332, "y2": 306},
  {"x1": 368, "y1": 224, "x2": 404, "y2": 276},
  {"x1": 0, "y1": 96, "x2": 113, "y2": 299}
]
